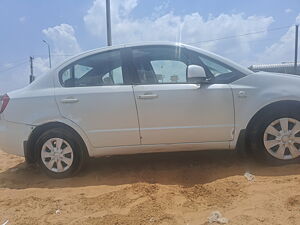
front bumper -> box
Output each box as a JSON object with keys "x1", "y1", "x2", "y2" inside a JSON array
[{"x1": 0, "y1": 117, "x2": 34, "y2": 157}]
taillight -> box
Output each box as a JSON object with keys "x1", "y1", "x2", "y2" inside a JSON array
[{"x1": 0, "y1": 94, "x2": 10, "y2": 113}]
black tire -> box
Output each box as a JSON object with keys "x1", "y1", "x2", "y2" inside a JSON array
[
  {"x1": 35, "y1": 127, "x2": 88, "y2": 178},
  {"x1": 248, "y1": 107, "x2": 300, "y2": 165}
]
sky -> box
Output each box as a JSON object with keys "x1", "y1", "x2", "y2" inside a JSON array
[{"x1": 0, "y1": 0, "x2": 300, "y2": 94}]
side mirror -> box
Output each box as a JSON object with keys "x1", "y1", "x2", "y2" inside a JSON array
[{"x1": 187, "y1": 65, "x2": 207, "y2": 83}]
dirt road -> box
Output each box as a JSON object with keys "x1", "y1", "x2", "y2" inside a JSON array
[{"x1": 0, "y1": 149, "x2": 299, "y2": 225}]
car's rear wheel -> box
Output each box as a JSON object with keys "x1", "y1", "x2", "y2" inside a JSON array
[
  {"x1": 249, "y1": 109, "x2": 300, "y2": 164},
  {"x1": 41, "y1": 138, "x2": 74, "y2": 173},
  {"x1": 36, "y1": 128, "x2": 87, "y2": 178}
]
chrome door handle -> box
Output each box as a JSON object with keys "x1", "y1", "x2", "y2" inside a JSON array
[
  {"x1": 138, "y1": 93, "x2": 158, "y2": 99},
  {"x1": 61, "y1": 98, "x2": 79, "y2": 103}
]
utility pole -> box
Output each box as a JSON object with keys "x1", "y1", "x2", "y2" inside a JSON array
[
  {"x1": 29, "y1": 56, "x2": 35, "y2": 83},
  {"x1": 43, "y1": 40, "x2": 52, "y2": 68},
  {"x1": 295, "y1": 24, "x2": 299, "y2": 74},
  {"x1": 106, "y1": 0, "x2": 112, "y2": 46}
]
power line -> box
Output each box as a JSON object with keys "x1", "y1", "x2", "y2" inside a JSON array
[
  {"x1": 0, "y1": 25, "x2": 294, "y2": 75},
  {"x1": 3, "y1": 58, "x2": 28, "y2": 65},
  {"x1": 199, "y1": 36, "x2": 282, "y2": 46},
  {"x1": 33, "y1": 54, "x2": 73, "y2": 57},
  {"x1": 0, "y1": 54, "x2": 73, "y2": 74},
  {"x1": 0, "y1": 60, "x2": 28, "y2": 73},
  {"x1": 188, "y1": 25, "x2": 291, "y2": 45}
]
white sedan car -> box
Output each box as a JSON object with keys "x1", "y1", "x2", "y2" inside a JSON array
[{"x1": 1, "y1": 43, "x2": 300, "y2": 178}]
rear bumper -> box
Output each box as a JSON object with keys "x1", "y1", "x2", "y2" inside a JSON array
[{"x1": 0, "y1": 118, "x2": 33, "y2": 156}]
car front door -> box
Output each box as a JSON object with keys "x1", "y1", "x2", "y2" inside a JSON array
[
  {"x1": 55, "y1": 49, "x2": 140, "y2": 148},
  {"x1": 130, "y1": 45, "x2": 235, "y2": 145}
]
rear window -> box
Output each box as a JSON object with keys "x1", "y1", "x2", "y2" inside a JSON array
[{"x1": 59, "y1": 50, "x2": 125, "y2": 87}]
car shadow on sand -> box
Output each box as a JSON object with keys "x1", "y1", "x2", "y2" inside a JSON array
[{"x1": 0, "y1": 150, "x2": 299, "y2": 189}]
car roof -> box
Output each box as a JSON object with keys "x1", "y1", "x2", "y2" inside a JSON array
[
  {"x1": 54, "y1": 42, "x2": 253, "y2": 76},
  {"x1": 59, "y1": 42, "x2": 182, "y2": 64}
]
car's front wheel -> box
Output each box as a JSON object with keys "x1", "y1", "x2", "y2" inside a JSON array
[
  {"x1": 263, "y1": 117, "x2": 300, "y2": 160},
  {"x1": 36, "y1": 128, "x2": 87, "y2": 178},
  {"x1": 249, "y1": 109, "x2": 300, "y2": 164}
]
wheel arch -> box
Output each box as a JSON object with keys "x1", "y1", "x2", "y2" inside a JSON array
[
  {"x1": 25, "y1": 121, "x2": 90, "y2": 163},
  {"x1": 235, "y1": 100, "x2": 300, "y2": 154},
  {"x1": 245, "y1": 100, "x2": 300, "y2": 134}
]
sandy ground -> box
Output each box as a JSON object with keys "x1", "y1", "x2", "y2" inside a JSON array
[{"x1": 0, "y1": 149, "x2": 300, "y2": 225}]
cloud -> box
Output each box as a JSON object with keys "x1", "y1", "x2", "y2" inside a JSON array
[
  {"x1": 0, "y1": 24, "x2": 81, "y2": 93},
  {"x1": 83, "y1": 0, "x2": 274, "y2": 61},
  {"x1": 2, "y1": 63, "x2": 13, "y2": 68},
  {"x1": 153, "y1": 1, "x2": 170, "y2": 18},
  {"x1": 2, "y1": 1, "x2": 299, "y2": 94},
  {"x1": 285, "y1": 8, "x2": 292, "y2": 14},
  {"x1": 42, "y1": 24, "x2": 81, "y2": 56},
  {"x1": 257, "y1": 14, "x2": 300, "y2": 64},
  {"x1": 33, "y1": 24, "x2": 82, "y2": 78},
  {"x1": 19, "y1": 16, "x2": 26, "y2": 23},
  {"x1": 0, "y1": 63, "x2": 29, "y2": 94},
  {"x1": 84, "y1": 0, "x2": 138, "y2": 37}
]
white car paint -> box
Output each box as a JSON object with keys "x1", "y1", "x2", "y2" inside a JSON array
[
  {"x1": 133, "y1": 83, "x2": 234, "y2": 144},
  {"x1": 230, "y1": 71, "x2": 300, "y2": 147},
  {"x1": 55, "y1": 85, "x2": 140, "y2": 148},
  {"x1": 0, "y1": 42, "x2": 300, "y2": 160}
]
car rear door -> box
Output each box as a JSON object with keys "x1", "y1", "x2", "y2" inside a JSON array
[
  {"x1": 130, "y1": 45, "x2": 235, "y2": 145},
  {"x1": 55, "y1": 49, "x2": 140, "y2": 148}
]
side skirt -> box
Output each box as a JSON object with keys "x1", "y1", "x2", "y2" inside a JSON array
[{"x1": 91, "y1": 141, "x2": 231, "y2": 157}]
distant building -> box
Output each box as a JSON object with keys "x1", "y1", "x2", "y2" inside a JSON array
[{"x1": 249, "y1": 62, "x2": 300, "y2": 75}]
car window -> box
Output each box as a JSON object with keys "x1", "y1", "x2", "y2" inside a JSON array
[
  {"x1": 192, "y1": 53, "x2": 245, "y2": 83},
  {"x1": 102, "y1": 67, "x2": 124, "y2": 85},
  {"x1": 61, "y1": 68, "x2": 72, "y2": 87},
  {"x1": 151, "y1": 60, "x2": 187, "y2": 83},
  {"x1": 74, "y1": 65, "x2": 93, "y2": 79},
  {"x1": 198, "y1": 55, "x2": 232, "y2": 77},
  {"x1": 59, "y1": 50, "x2": 124, "y2": 87},
  {"x1": 131, "y1": 46, "x2": 189, "y2": 84}
]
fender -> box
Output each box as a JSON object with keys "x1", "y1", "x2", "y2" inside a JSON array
[
  {"x1": 230, "y1": 72, "x2": 300, "y2": 149},
  {"x1": 28, "y1": 117, "x2": 95, "y2": 158}
]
